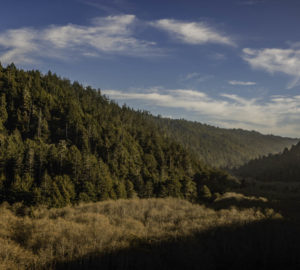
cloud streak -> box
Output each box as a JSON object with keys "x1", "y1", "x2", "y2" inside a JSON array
[
  {"x1": 242, "y1": 47, "x2": 300, "y2": 89},
  {"x1": 78, "y1": 0, "x2": 132, "y2": 14},
  {"x1": 180, "y1": 72, "x2": 214, "y2": 83},
  {"x1": 151, "y1": 19, "x2": 235, "y2": 46},
  {"x1": 0, "y1": 15, "x2": 160, "y2": 65},
  {"x1": 228, "y1": 80, "x2": 256, "y2": 86},
  {"x1": 102, "y1": 88, "x2": 300, "y2": 137}
]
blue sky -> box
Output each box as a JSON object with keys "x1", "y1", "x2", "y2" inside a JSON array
[{"x1": 1, "y1": 0, "x2": 300, "y2": 137}]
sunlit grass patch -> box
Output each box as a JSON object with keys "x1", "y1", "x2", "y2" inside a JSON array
[{"x1": 0, "y1": 198, "x2": 282, "y2": 269}]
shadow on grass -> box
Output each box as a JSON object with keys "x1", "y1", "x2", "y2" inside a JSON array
[{"x1": 53, "y1": 218, "x2": 300, "y2": 270}]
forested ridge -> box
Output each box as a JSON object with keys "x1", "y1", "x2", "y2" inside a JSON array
[
  {"x1": 151, "y1": 117, "x2": 298, "y2": 168},
  {"x1": 236, "y1": 141, "x2": 300, "y2": 182},
  {"x1": 0, "y1": 63, "x2": 240, "y2": 207},
  {"x1": 0, "y1": 63, "x2": 297, "y2": 207}
]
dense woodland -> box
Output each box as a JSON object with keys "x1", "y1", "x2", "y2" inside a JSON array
[
  {"x1": 0, "y1": 63, "x2": 242, "y2": 207},
  {"x1": 236, "y1": 141, "x2": 300, "y2": 182},
  {"x1": 0, "y1": 63, "x2": 298, "y2": 208},
  {"x1": 152, "y1": 117, "x2": 298, "y2": 168}
]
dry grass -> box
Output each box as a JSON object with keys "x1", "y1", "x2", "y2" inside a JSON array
[
  {"x1": 0, "y1": 198, "x2": 281, "y2": 269},
  {"x1": 214, "y1": 192, "x2": 268, "y2": 203}
]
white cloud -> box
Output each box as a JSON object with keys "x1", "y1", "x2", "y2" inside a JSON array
[
  {"x1": 43, "y1": 15, "x2": 156, "y2": 54},
  {"x1": 242, "y1": 47, "x2": 300, "y2": 89},
  {"x1": 184, "y1": 72, "x2": 202, "y2": 80},
  {"x1": 0, "y1": 15, "x2": 159, "y2": 65},
  {"x1": 151, "y1": 19, "x2": 235, "y2": 46},
  {"x1": 102, "y1": 88, "x2": 300, "y2": 137},
  {"x1": 228, "y1": 80, "x2": 256, "y2": 86},
  {"x1": 0, "y1": 15, "x2": 235, "y2": 65},
  {"x1": 180, "y1": 72, "x2": 214, "y2": 83},
  {"x1": 0, "y1": 28, "x2": 39, "y2": 64}
]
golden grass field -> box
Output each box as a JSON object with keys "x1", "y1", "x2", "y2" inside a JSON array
[{"x1": 0, "y1": 195, "x2": 286, "y2": 270}]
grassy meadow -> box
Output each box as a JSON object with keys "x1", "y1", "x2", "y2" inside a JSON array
[{"x1": 2, "y1": 195, "x2": 300, "y2": 270}]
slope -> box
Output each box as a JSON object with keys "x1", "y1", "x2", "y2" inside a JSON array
[
  {"x1": 151, "y1": 117, "x2": 298, "y2": 168},
  {"x1": 0, "y1": 63, "x2": 237, "y2": 207},
  {"x1": 235, "y1": 141, "x2": 300, "y2": 182}
]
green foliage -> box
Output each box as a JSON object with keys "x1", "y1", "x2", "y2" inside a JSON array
[
  {"x1": 180, "y1": 176, "x2": 197, "y2": 201},
  {"x1": 198, "y1": 185, "x2": 212, "y2": 201},
  {"x1": 151, "y1": 117, "x2": 298, "y2": 168},
  {"x1": 0, "y1": 94, "x2": 8, "y2": 132},
  {"x1": 125, "y1": 180, "x2": 137, "y2": 198},
  {"x1": 0, "y1": 64, "x2": 247, "y2": 207},
  {"x1": 236, "y1": 142, "x2": 300, "y2": 182}
]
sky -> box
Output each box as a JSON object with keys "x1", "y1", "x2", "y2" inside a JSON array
[{"x1": 1, "y1": 0, "x2": 300, "y2": 137}]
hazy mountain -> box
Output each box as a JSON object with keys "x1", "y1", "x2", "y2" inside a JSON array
[
  {"x1": 151, "y1": 117, "x2": 298, "y2": 168},
  {"x1": 236, "y1": 141, "x2": 300, "y2": 182}
]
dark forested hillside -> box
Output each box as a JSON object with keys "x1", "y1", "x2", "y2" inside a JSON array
[
  {"x1": 0, "y1": 63, "x2": 239, "y2": 207},
  {"x1": 151, "y1": 118, "x2": 298, "y2": 168},
  {"x1": 236, "y1": 142, "x2": 300, "y2": 182}
]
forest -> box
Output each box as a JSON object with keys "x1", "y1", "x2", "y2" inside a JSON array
[
  {"x1": 0, "y1": 63, "x2": 244, "y2": 207},
  {"x1": 236, "y1": 141, "x2": 300, "y2": 182},
  {"x1": 152, "y1": 117, "x2": 297, "y2": 168},
  {"x1": 1, "y1": 63, "x2": 300, "y2": 269}
]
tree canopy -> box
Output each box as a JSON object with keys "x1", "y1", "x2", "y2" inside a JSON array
[
  {"x1": 236, "y1": 142, "x2": 300, "y2": 182},
  {"x1": 0, "y1": 64, "x2": 240, "y2": 207}
]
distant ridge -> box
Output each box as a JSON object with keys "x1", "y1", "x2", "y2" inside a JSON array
[
  {"x1": 150, "y1": 117, "x2": 298, "y2": 168},
  {"x1": 236, "y1": 141, "x2": 300, "y2": 182}
]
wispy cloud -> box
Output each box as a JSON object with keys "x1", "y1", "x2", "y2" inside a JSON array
[
  {"x1": 0, "y1": 15, "x2": 160, "y2": 65},
  {"x1": 210, "y1": 52, "x2": 227, "y2": 61},
  {"x1": 0, "y1": 28, "x2": 39, "y2": 64},
  {"x1": 102, "y1": 88, "x2": 300, "y2": 137},
  {"x1": 180, "y1": 72, "x2": 214, "y2": 83},
  {"x1": 0, "y1": 14, "x2": 236, "y2": 65},
  {"x1": 78, "y1": 0, "x2": 133, "y2": 14},
  {"x1": 242, "y1": 47, "x2": 300, "y2": 89},
  {"x1": 150, "y1": 19, "x2": 235, "y2": 46},
  {"x1": 228, "y1": 80, "x2": 256, "y2": 86},
  {"x1": 288, "y1": 41, "x2": 300, "y2": 49}
]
